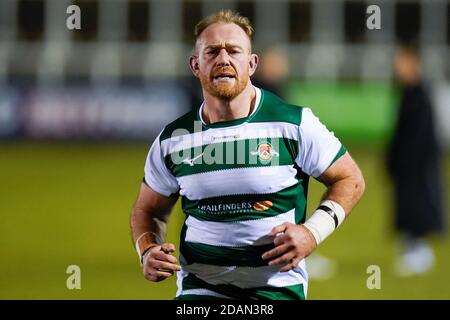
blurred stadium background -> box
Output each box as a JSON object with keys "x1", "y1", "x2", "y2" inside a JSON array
[{"x1": 0, "y1": 0, "x2": 449, "y2": 299}]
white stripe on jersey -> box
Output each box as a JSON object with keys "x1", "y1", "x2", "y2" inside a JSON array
[
  {"x1": 185, "y1": 209, "x2": 295, "y2": 247},
  {"x1": 297, "y1": 107, "x2": 342, "y2": 177},
  {"x1": 176, "y1": 165, "x2": 298, "y2": 200}
]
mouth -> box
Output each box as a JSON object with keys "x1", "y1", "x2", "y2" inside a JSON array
[{"x1": 212, "y1": 73, "x2": 236, "y2": 80}]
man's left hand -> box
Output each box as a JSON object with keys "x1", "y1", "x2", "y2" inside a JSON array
[{"x1": 261, "y1": 223, "x2": 317, "y2": 272}]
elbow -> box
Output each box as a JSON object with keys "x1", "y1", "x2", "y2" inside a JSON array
[{"x1": 355, "y1": 171, "x2": 366, "y2": 201}]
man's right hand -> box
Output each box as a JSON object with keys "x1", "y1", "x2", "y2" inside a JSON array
[{"x1": 142, "y1": 243, "x2": 181, "y2": 282}]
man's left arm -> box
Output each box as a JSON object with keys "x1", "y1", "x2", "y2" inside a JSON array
[
  {"x1": 262, "y1": 152, "x2": 365, "y2": 272},
  {"x1": 316, "y1": 151, "x2": 365, "y2": 216}
]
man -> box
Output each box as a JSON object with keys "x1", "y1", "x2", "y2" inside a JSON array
[
  {"x1": 387, "y1": 44, "x2": 445, "y2": 276},
  {"x1": 130, "y1": 10, "x2": 365, "y2": 300}
]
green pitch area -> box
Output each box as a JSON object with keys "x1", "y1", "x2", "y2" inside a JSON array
[
  {"x1": 287, "y1": 81, "x2": 398, "y2": 142},
  {"x1": 0, "y1": 142, "x2": 448, "y2": 299}
]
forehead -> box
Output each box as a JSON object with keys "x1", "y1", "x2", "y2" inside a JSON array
[{"x1": 196, "y1": 22, "x2": 251, "y2": 50}]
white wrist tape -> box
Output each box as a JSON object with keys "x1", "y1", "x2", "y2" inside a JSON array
[{"x1": 303, "y1": 200, "x2": 346, "y2": 245}]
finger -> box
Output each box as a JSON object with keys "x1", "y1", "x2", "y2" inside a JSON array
[
  {"x1": 144, "y1": 274, "x2": 158, "y2": 282},
  {"x1": 268, "y1": 223, "x2": 288, "y2": 237},
  {"x1": 141, "y1": 249, "x2": 154, "y2": 265},
  {"x1": 280, "y1": 257, "x2": 301, "y2": 273},
  {"x1": 150, "y1": 260, "x2": 181, "y2": 272},
  {"x1": 268, "y1": 251, "x2": 296, "y2": 267},
  {"x1": 273, "y1": 234, "x2": 288, "y2": 246},
  {"x1": 149, "y1": 269, "x2": 174, "y2": 279},
  {"x1": 261, "y1": 243, "x2": 289, "y2": 261},
  {"x1": 145, "y1": 270, "x2": 173, "y2": 282},
  {"x1": 152, "y1": 250, "x2": 178, "y2": 264},
  {"x1": 161, "y1": 243, "x2": 176, "y2": 254},
  {"x1": 152, "y1": 269, "x2": 174, "y2": 278}
]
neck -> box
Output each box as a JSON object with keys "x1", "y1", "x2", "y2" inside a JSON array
[{"x1": 201, "y1": 83, "x2": 256, "y2": 124}]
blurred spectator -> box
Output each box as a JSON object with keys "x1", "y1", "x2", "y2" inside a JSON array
[
  {"x1": 252, "y1": 46, "x2": 289, "y2": 98},
  {"x1": 387, "y1": 44, "x2": 445, "y2": 276},
  {"x1": 181, "y1": 75, "x2": 203, "y2": 112}
]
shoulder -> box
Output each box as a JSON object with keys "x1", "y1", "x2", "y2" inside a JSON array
[
  {"x1": 159, "y1": 109, "x2": 199, "y2": 143},
  {"x1": 251, "y1": 89, "x2": 306, "y2": 126}
]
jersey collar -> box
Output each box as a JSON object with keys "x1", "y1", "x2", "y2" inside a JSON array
[{"x1": 198, "y1": 86, "x2": 262, "y2": 129}]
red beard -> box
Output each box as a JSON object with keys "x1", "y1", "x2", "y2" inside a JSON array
[{"x1": 200, "y1": 66, "x2": 249, "y2": 101}]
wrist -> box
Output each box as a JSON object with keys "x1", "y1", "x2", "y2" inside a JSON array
[
  {"x1": 140, "y1": 244, "x2": 156, "y2": 265},
  {"x1": 135, "y1": 232, "x2": 161, "y2": 265},
  {"x1": 301, "y1": 224, "x2": 318, "y2": 248},
  {"x1": 302, "y1": 200, "x2": 346, "y2": 246}
]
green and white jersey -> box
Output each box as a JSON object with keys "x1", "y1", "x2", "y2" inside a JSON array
[{"x1": 144, "y1": 87, "x2": 346, "y2": 299}]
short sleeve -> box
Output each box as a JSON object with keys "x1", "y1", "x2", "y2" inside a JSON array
[
  {"x1": 144, "y1": 133, "x2": 180, "y2": 197},
  {"x1": 295, "y1": 108, "x2": 345, "y2": 178}
]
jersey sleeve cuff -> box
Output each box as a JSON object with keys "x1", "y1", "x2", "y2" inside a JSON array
[
  {"x1": 330, "y1": 145, "x2": 347, "y2": 166},
  {"x1": 142, "y1": 176, "x2": 175, "y2": 197},
  {"x1": 324, "y1": 144, "x2": 347, "y2": 173},
  {"x1": 312, "y1": 144, "x2": 347, "y2": 178}
]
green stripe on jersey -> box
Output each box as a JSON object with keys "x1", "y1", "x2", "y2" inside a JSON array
[
  {"x1": 165, "y1": 137, "x2": 298, "y2": 177},
  {"x1": 160, "y1": 110, "x2": 200, "y2": 142},
  {"x1": 182, "y1": 182, "x2": 304, "y2": 222},
  {"x1": 159, "y1": 89, "x2": 306, "y2": 145},
  {"x1": 251, "y1": 90, "x2": 303, "y2": 125},
  {"x1": 181, "y1": 241, "x2": 274, "y2": 267},
  {"x1": 181, "y1": 273, "x2": 305, "y2": 300}
]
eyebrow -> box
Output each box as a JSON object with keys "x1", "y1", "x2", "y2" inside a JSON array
[{"x1": 204, "y1": 43, "x2": 244, "y2": 52}]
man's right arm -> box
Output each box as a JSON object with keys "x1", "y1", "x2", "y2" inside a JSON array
[{"x1": 130, "y1": 182, "x2": 180, "y2": 282}]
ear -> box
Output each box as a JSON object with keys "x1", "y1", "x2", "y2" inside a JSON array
[
  {"x1": 189, "y1": 55, "x2": 200, "y2": 77},
  {"x1": 248, "y1": 53, "x2": 259, "y2": 77}
]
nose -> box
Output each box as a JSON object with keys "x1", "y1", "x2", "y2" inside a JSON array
[{"x1": 216, "y1": 48, "x2": 231, "y2": 67}]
